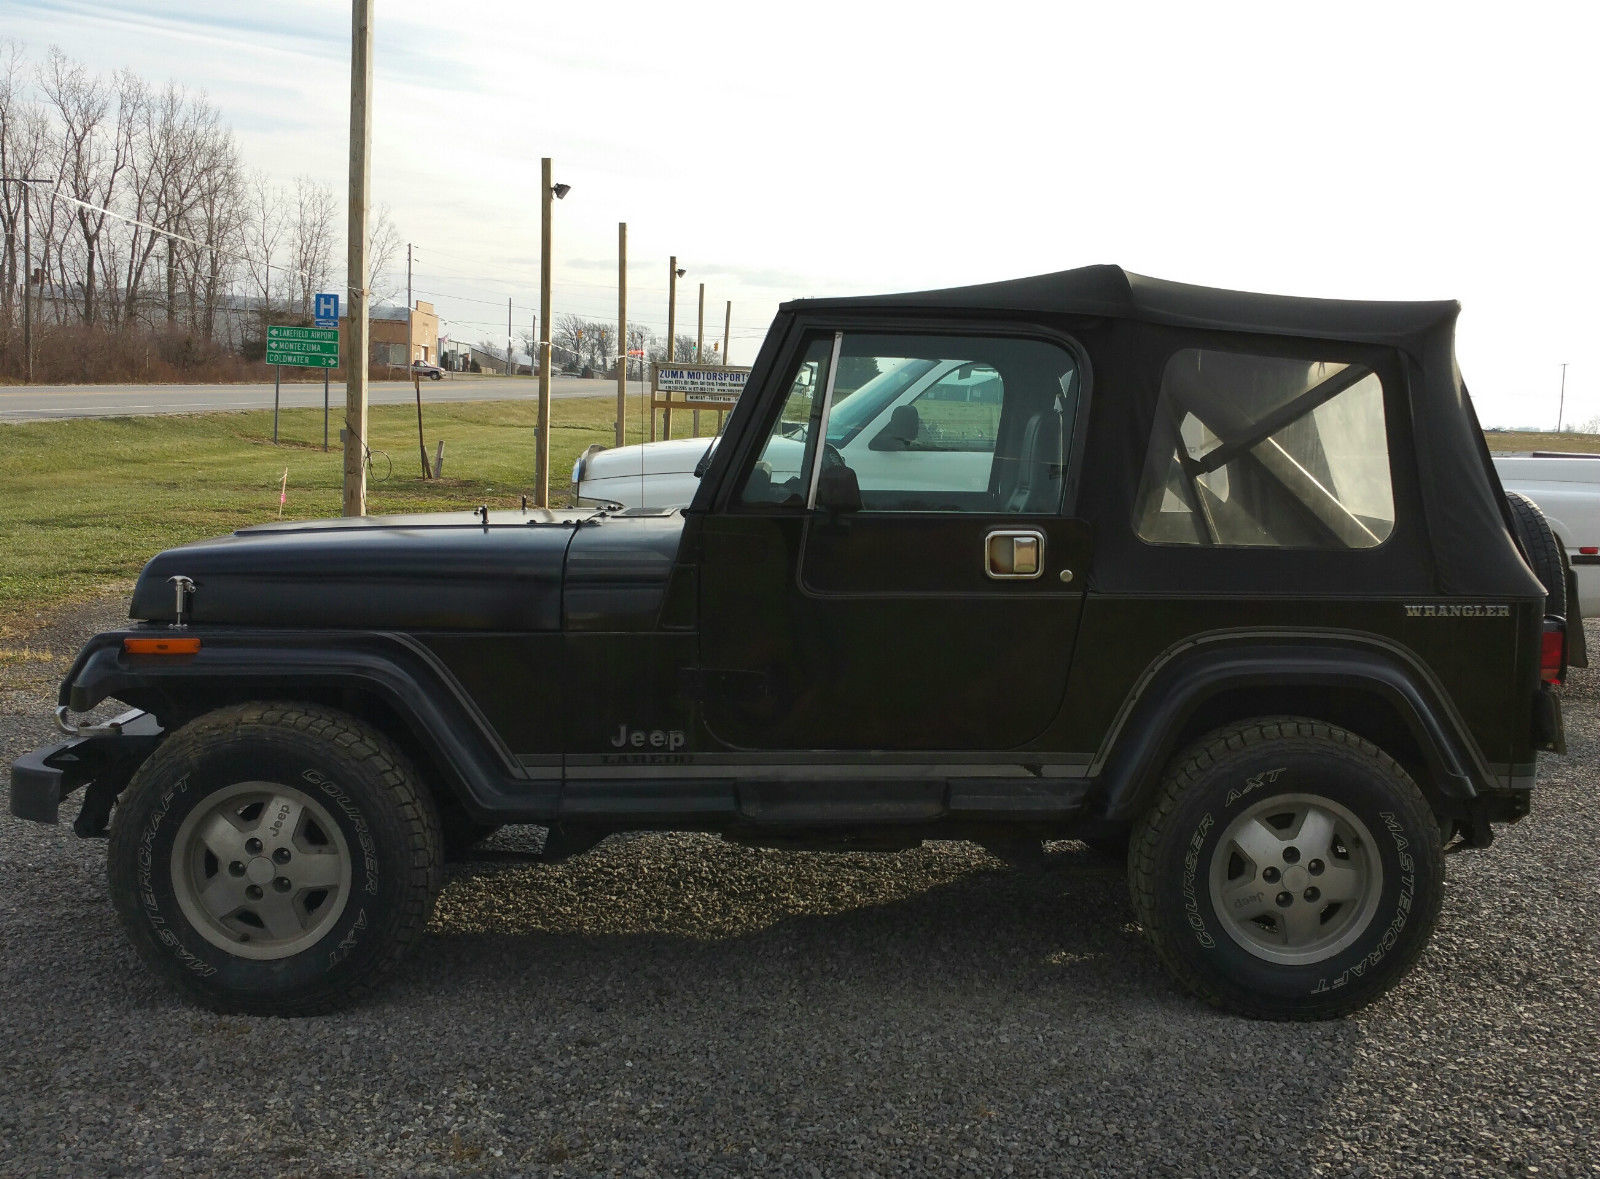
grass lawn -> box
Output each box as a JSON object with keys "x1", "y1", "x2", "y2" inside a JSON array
[
  {"x1": 0, "y1": 394, "x2": 717, "y2": 637},
  {"x1": 0, "y1": 406, "x2": 1593, "y2": 641},
  {"x1": 1482, "y1": 431, "x2": 1600, "y2": 455}
]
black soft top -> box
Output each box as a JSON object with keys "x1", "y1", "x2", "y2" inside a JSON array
[
  {"x1": 786, "y1": 264, "x2": 1458, "y2": 348},
  {"x1": 764, "y1": 266, "x2": 1532, "y2": 600}
]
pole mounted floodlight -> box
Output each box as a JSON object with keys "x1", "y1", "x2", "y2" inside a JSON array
[
  {"x1": 675, "y1": 267, "x2": 686, "y2": 278},
  {"x1": 552, "y1": 182, "x2": 571, "y2": 200}
]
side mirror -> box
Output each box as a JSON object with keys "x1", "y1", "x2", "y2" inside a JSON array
[{"x1": 815, "y1": 464, "x2": 862, "y2": 512}]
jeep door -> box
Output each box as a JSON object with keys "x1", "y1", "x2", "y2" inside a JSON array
[{"x1": 697, "y1": 326, "x2": 1091, "y2": 752}]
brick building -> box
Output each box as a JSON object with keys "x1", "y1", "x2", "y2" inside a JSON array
[{"x1": 340, "y1": 300, "x2": 438, "y2": 368}]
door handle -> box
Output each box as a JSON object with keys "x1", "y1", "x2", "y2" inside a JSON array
[{"x1": 985, "y1": 529, "x2": 1045, "y2": 580}]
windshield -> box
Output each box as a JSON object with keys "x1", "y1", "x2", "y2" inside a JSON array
[{"x1": 825, "y1": 359, "x2": 939, "y2": 447}]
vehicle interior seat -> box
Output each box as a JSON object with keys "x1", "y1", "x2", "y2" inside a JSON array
[{"x1": 998, "y1": 405, "x2": 1064, "y2": 513}]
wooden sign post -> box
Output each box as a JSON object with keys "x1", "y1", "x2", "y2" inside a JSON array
[{"x1": 651, "y1": 363, "x2": 751, "y2": 440}]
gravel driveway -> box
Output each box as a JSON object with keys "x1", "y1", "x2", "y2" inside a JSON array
[{"x1": 2, "y1": 600, "x2": 1596, "y2": 1177}]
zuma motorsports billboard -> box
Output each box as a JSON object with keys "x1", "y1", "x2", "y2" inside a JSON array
[{"x1": 653, "y1": 364, "x2": 749, "y2": 405}]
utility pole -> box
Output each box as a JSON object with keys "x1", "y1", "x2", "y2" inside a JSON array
[
  {"x1": 1558, "y1": 362, "x2": 1568, "y2": 432},
  {"x1": 507, "y1": 296, "x2": 513, "y2": 377},
  {"x1": 344, "y1": 0, "x2": 373, "y2": 517},
  {"x1": 21, "y1": 184, "x2": 29, "y2": 383},
  {"x1": 723, "y1": 299, "x2": 731, "y2": 367},
  {"x1": 667, "y1": 256, "x2": 679, "y2": 361},
  {"x1": 406, "y1": 242, "x2": 413, "y2": 365},
  {"x1": 665, "y1": 258, "x2": 682, "y2": 440},
  {"x1": 696, "y1": 282, "x2": 705, "y2": 362},
  {"x1": 616, "y1": 222, "x2": 627, "y2": 447},
  {"x1": 694, "y1": 282, "x2": 705, "y2": 434},
  {"x1": 3, "y1": 177, "x2": 49, "y2": 383},
  {"x1": 535, "y1": 157, "x2": 554, "y2": 506}
]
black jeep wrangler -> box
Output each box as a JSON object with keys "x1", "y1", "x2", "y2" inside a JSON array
[{"x1": 11, "y1": 266, "x2": 1571, "y2": 1020}]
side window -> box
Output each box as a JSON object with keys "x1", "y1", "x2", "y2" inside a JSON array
[
  {"x1": 877, "y1": 363, "x2": 1004, "y2": 454},
  {"x1": 823, "y1": 334, "x2": 1079, "y2": 514},
  {"x1": 738, "y1": 337, "x2": 833, "y2": 507},
  {"x1": 1134, "y1": 347, "x2": 1395, "y2": 548}
]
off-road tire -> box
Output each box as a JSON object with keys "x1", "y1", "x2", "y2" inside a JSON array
[
  {"x1": 107, "y1": 702, "x2": 443, "y2": 1016},
  {"x1": 1506, "y1": 490, "x2": 1567, "y2": 617},
  {"x1": 1128, "y1": 717, "x2": 1444, "y2": 1020}
]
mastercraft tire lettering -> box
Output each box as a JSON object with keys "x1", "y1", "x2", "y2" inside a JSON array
[
  {"x1": 107, "y1": 702, "x2": 442, "y2": 1016},
  {"x1": 1128, "y1": 718, "x2": 1444, "y2": 1020}
]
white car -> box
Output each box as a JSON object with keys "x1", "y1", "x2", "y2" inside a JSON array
[
  {"x1": 573, "y1": 357, "x2": 1010, "y2": 510},
  {"x1": 1493, "y1": 451, "x2": 1600, "y2": 617},
  {"x1": 575, "y1": 377, "x2": 1599, "y2": 619}
]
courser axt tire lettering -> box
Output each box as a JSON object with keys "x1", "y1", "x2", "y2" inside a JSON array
[
  {"x1": 107, "y1": 702, "x2": 442, "y2": 1016},
  {"x1": 1128, "y1": 717, "x2": 1444, "y2": 1020}
]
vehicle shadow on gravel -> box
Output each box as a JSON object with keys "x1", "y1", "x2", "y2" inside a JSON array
[{"x1": 392, "y1": 839, "x2": 1373, "y2": 1170}]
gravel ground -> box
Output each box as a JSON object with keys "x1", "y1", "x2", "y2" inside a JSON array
[{"x1": 1, "y1": 600, "x2": 1596, "y2": 1178}]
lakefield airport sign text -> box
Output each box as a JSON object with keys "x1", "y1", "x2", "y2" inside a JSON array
[{"x1": 654, "y1": 364, "x2": 749, "y2": 404}]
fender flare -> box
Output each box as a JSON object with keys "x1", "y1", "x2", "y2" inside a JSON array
[
  {"x1": 1091, "y1": 633, "x2": 1490, "y2": 822},
  {"x1": 59, "y1": 630, "x2": 555, "y2": 821}
]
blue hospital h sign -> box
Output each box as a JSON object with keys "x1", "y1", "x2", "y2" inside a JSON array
[{"x1": 314, "y1": 292, "x2": 339, "y2": 323}]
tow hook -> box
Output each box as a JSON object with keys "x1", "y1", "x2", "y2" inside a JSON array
[{"x1": 54, "y1": 707, "x2": 134, "y2": 738}]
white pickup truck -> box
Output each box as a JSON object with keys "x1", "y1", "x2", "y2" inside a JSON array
[
  {"x1": 1489, "y1": 452, "x2": 1600, "y2": 617},
  {"x1": 573, "y1": 369, "x2": 1600, "y2": 618}
]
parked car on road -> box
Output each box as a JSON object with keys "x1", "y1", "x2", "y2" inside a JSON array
[{"x1": 12, "y1": 265, "x2": 1569, "y2": 1021}]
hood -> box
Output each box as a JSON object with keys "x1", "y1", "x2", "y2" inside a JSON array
[
  {"x1": 130, "y1": 508, "x2": 605, "y2": 631},
  {"x1": 577, "y1": 436, "x2": 719, "y2": 483}
]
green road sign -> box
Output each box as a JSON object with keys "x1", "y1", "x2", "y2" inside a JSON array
[{"x1": 266, "y1": 324, "x2": 340, "y2": 368}]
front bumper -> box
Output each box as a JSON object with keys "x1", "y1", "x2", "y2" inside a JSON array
[{"x1": 10, "y1": 709, "x2": 163, "y2": 831}]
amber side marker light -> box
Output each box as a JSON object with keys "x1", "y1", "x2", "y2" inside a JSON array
[{"x1": 123, "y1": 636, "x2": 202, "y2": 656}]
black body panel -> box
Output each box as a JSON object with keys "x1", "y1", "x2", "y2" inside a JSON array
[
  {"x1": 58, "y1": 629, "x2": 560, "y2": 819},
  {"x1": 130, "y1": 510, "x2": 587, "y2": 631},
  {"x1": 563, "y1": 511, "x2": 686, "y2": 631}
]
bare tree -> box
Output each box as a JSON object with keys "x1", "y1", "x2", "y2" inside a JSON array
[
  {"x1": 366, "y1": 201, "x2": 401, "y2": 304},
  {"x1": 625, "y1": 323, "x2": 653, "y2": 379},
  {"x1": 287, "y1": 175, "x2": 336, "y2": 316},
  {"x1": 0, "y1": 38, "x2": 48, "y2": 326},
  {"x1": 587, "y1": 321, "x2": 614, "y2": 370},
  {"x1": 554, "y1": 312, "x2": 586, "y2": 364},
  {"x1": 38, "y1": 47, "x2": 119, "y2": 322},
  {"x1": 180, "y1": 126, "x2": 244, "y2": 339},
  {"x1": 110, "y1": 78, "x2": 221, "y2": 327},
  {"x1": 241, "y1": 169, "x2": 285, "y2": 327}
]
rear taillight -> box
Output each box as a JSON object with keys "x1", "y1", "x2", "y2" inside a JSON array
[
  {"x1": 1541, "y1": 618, "x2": 1566, "y2": 685},
  {"x1": 1580, "y1": 546, "x2": 1598, "y2": 556}
]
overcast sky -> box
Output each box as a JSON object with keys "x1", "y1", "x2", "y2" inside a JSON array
[{"x1": 3, "y1": 0, "x2": 1594, "y2": 426}]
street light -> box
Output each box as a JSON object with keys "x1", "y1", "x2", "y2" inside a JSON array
[{"x1": 535, "y1": 159, "x2": 569, "y2": 507}]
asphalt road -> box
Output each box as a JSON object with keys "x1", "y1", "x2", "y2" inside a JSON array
[{"x1": 0, "y1": 374, "x2": 616, "y2": 422}]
